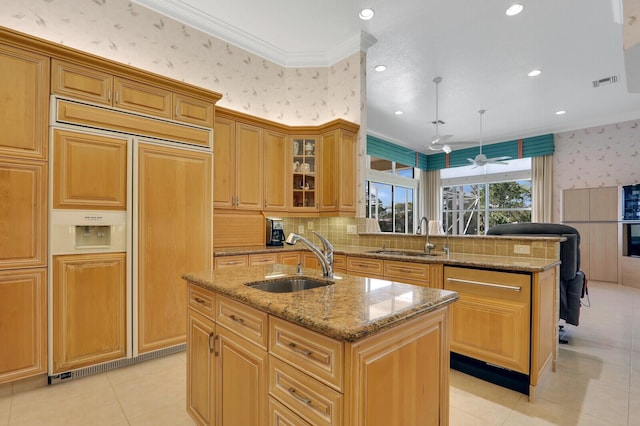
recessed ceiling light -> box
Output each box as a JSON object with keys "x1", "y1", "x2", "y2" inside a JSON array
[
  {"x1": 505, "y1": 4, "x2": 524, "y2": 16},
  {"x1": 374, "y1": 65, "x2": 387, "y2": 72},
  {"x1": 528, "y1": 69, "x2": 542, "y2": 77},
  {"x1": 555, "y1": 110, "x2": 567, "y2": 115},
  {"x1": 395, "y1": 110, "x2": 403, "y2": 115},
  {"x1": 359, "y1": 8, "x2": 375, "y2": 20}
]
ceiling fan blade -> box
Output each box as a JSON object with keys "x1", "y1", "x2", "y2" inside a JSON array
[
  {"x1": 487, "y1": 160, "x2": 509, "y2": 165},
  {"x1": 489, "y1": 156, "x2": 511, "y2": 161}
]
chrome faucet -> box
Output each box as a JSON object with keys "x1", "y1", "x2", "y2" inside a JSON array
[
  {"x1": 285, "y1": 231, "x2": 334, "y2": 277},
  {"x1": 419, "y1": 216, "x2": 436, "y2": 255}
]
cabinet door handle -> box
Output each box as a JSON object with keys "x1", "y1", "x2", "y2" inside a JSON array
[
  {"x1": 229, "y1": 314, "x2": 245, "y2": 323},
  {"x1": 107, "y1": 88, "x2": 111, "y2": 102},
  {"x1": 288, "y1": 342, "x2": 312, "y2": 356},
  {"x1": 447, "y1": 277, "x2": 521, "y2": 292},
  {"x1": 208, "y1": 332, "x2": 215, "y2": 353},
  {"x1": 288, "y1": 388, "x2": 312, "y2": 405},
  {"x1": 194, "y1": 296, "x2": 207, "y2": 305}
]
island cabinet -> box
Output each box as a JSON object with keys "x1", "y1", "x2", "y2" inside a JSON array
[
  {"x1": 186, "y1": 282, "x2": 451, "y2": 426},
  {"x1": 444, "y1": 265, "x2": 557, "y2": 400}
]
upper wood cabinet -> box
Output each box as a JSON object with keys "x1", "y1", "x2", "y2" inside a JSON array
[
  {"x1": 52, "y1": 129, "x2": 128, "y2": 210},
  {"x1": 0, "y1": 43, "x2": 49, "y2": 160},
  {"x1": 263, "y1": 130, "x2": 288, "y2": 211},
  {"x1": 319, "y1": 128, "x2": 357, "y2": 214},
  {"x1": 213, "y1": 116, "x2": 263, "y2": 210},
  {"x1": 52, "y1": 59, "x2": 214, "y2": 128},
  {"x1": 563, "y1": 186, "x2": 619, "y2": 222},
  {"x1": 0, "y1": 268, "x2": 47, "y2": 384}
]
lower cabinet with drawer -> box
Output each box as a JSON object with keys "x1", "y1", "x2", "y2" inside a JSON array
[
  {"x1": 187, "y1": 288, "x2": 269, "y2": 426},
  {"x1": 186, "y1": 282, "x2": 450, "y2": 425},
  {"x1": 347, "y1": 256, "x2": 443, "y2": 288},
  {"x1": 443, "y1": 265, "x2": 557, "y2": 400}
]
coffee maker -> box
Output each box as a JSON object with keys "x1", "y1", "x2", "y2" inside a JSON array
[{"x1": 266, "y1": 217, "x2": 285, "y2": 246}]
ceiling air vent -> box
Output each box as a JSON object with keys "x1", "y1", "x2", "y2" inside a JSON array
[{"x1": 592, "y1": 75, "x2": 619, "y2": 88}]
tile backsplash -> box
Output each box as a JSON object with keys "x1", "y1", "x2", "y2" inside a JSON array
[{"x1": 282, "y1": 217, "x2": 559, "y2": 261}]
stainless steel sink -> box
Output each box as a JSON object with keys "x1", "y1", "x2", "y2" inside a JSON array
[
  {"x1": 246, "y1": 277, "x2": 334, "y2": 293},
  {"x1": 366, "y1": 249, "x2": 442, "y2": 257}
]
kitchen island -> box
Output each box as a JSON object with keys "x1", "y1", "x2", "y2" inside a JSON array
[{"x1": 182, "y1": 264, "x2": 458, "y2": 426}]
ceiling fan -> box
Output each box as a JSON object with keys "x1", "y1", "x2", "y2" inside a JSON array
[
  {"x1": 427, "y1": 77, "x2": 474, "y2": 154},
  {"x1": 467, "y1": 109, "x2": 511, "y2": 168}
]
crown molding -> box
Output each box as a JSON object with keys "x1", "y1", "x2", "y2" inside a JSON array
[{"x1": 132, "y1": 0, "x2": 370, "y2": 68}]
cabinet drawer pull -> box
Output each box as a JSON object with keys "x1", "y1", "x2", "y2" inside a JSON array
[
  {"x1": 288, "y1": 387, "x2": 312, "y2": 405},
  {"x1": 288, "y1": 342, "x2": 312, "y2": 356},
  {"x1": 194, "y1": 296, "x2": 207, "y2": 305},
  {"x1": 229, "y1": 314, "x2": 245, "y2": 323},
  {"x1": 447, "y1": 277, "x2": 521, "y2": 292}
]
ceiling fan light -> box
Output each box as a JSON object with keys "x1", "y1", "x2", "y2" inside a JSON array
[
  {"x1": 442, "y1": 145, "x2": 452, "y2": 154},
  {"x1": 505, "y1": 4, "x2": 524, "y2": 16}
]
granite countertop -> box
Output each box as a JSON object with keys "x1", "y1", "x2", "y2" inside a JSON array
[
  {"x1": 214, "y1": 245, "x2": 561, "y2": 272},
  {"x1": 183, "y1": 264, "x2": 458, "y2": 342}
]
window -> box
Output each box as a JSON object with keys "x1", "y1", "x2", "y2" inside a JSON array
[
  {"x1": 440, "y1": 158, "x2": 532, "y2": 235},
  {"x1": 366, "y1": 157, "x2": 418, "y2": 234}
]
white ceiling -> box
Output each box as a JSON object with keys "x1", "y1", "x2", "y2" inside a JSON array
[{"x1": 134, "y1": 0, "x2": 640, "y2": 153}]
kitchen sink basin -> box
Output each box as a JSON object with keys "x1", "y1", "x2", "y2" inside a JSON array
[
  {"x1": 246, "y1": 277, "x2": 334, "y2": 293},
  {"x1": 366, "y1": 249, "x2": 442, "y2": 257}
]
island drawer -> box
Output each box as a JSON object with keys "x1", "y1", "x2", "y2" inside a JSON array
[
  {"x1": 187, "y1": 284, "x2": 215, "y2": 321},
  {"x1": 384, "y1": 260, "x2": 429, "y2": 283},
  {"x1": 216, "y1": 295, "x2": 269, "y2": 349},
  {"x1": 269, "y1": 356, "x2": 343, "y2": 426},
  {"x1": 269, "y1": 396, "x2": 312, "y2": 426},
  {"x1": 333, "y1": 254, "x2": 346, "y2": 271},
  {"x1": 346, "y1": 256, "x2": 383, "y2": 277},
  {"x1": 269, "y1": 317, "x2": 344, "y2": 392}
]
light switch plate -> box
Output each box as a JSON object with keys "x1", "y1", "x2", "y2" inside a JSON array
[{"x1": 514, "y1": 244, "x2": 531, "y2": 254}]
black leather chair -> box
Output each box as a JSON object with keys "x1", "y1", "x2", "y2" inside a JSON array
[{"x1": 486, "y1": 223, "x2": 585, "y2": 327}]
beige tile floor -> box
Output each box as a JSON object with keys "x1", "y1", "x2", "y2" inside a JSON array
[{"x1": 0, "y1": 281, "x2": 638, "y2": 425}]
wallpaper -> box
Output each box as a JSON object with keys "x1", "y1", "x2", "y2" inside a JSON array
[
  {"x1": 0, "y1": 0, "x2": 362, "y2": 126},
  {"x1": 553, "y1": 118, "x2": 640, "y2": 221}
]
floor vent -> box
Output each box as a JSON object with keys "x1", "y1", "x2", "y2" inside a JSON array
[
  {"x1": 592, "y1": 75, "x2": 619, "y2": 87},
  {"x1": 48, "y1": 344, "x2": 186, "y2": 385}
]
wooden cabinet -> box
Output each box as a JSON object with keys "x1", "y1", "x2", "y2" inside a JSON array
[
  {"x1": 52, "y1": 253, "x2": 127, "y2": 373},
  {"x1": 0, "y1": 269, "x2": 47, "y2": 384},
  {"x1": 264, "y1": 130, "x2": 288, "y2": 211},
  {"x1": 444, "y1": 266, "x2": 531, "y2": 374},
  {"x1": 333, "y1": 254, "x2": 346, "y2": 273},
  {"x1": 563, "y1": 186, "x2": 619, "y2": 282},
  {"x1": 249, "y1": 253, "x2": 278, "y2": 266},
  {"x1": 277, "y1": 251, "x2": 301, "y2": 266},
  {"x1": 291, "y1": 137, "x2": 318, "y2": 212},
  {"x1": 0, "y1": 159, "x2": 47, "y2": 270},
  {"x1": 187, "y1": 290, "x2": 268, "y2": 426},
  {"x1": 215, "y1": 255, "x2": 249, "y2": 270},
  {"x1": 52, "y1": 129, "x2": 127, "y2": 210},
  {"x1": 213, "y1": 117, "x2": 263, "y2": 210},
  {"x1": 319, "y1": 129, "x2": 356, "y2": 214},
  {"x1": 346, "y1": 257, "x2": 384, "y2": 278},
  {"x1": 186, "y1": 283, "x2": 451, "y2": 426},
  {"x1": 137, "y1": 142, "x2": 212, "y2": 354},
  {"x1": 0, "y1": 43, "x2": 49, "y2": 160},
  {"x1": 52, "y1": 59, "x2": 214, "y2": 127}
]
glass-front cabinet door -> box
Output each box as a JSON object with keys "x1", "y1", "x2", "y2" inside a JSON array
[{"x1": 290, "y1": 137, "x2": 317, "y2": 211}]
